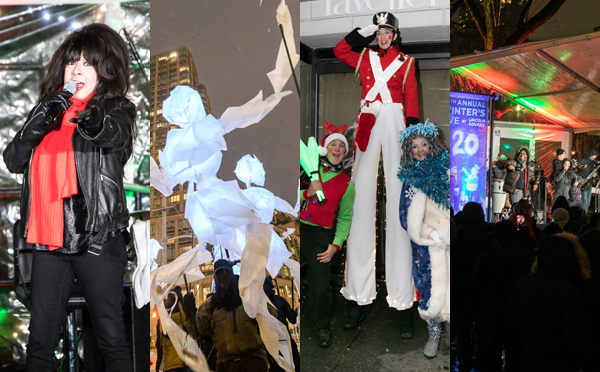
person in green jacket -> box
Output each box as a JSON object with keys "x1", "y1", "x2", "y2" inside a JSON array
[
  {"x1": 155, "y1": 286, "x2": 193, "y2": 372},
  {"x1": 183, "y1": 259, "x2": 269, "y2": 372},
  {"x1": 300, "y1": 127, "x2": 355, "y2": 347}
]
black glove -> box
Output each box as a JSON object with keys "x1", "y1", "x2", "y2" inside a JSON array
[
  {"x1": 71, "y1": 95, "x2": 105, "y2": 136},
  {"x1": 182, "y1": 293, "x2": 197, "y2": 319},
  {"x1": 405, "y1": 117, "x2": 419, "y2": 127},
  {"x1": 39, "y1": 90, "x2": 73, "y2": 122}
]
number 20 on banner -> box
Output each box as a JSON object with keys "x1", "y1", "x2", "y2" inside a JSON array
[{"x1": 452, "y1": 130, "x2": 479, "y2": 156}]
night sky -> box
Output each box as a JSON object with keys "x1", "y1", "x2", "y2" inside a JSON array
[{"x1": 151, "y1": 0, "x2": 300, "y2": 205}]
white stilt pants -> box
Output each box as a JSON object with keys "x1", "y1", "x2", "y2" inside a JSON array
[{"x1": 341, "y1": 103, "x2": 415, "y2": 310}]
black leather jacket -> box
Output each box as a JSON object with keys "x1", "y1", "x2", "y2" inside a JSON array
[{"x1": 3, "y1": 99, "x2": 136, "y2": 251}]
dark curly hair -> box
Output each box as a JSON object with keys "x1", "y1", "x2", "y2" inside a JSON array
[
  {"x1": 38, "y1": 23, "x2": 135, "y2": 164},
  {"x1": 400, "y1": 131, "x2": 447, "y2": 167}
]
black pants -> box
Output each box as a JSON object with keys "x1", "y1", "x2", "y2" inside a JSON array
[
  {"x1": 26, "y1": 233, "x2": 132, "y2": 372},
  {"x1": 216, "y1": 356, "x2": 268, "y2": 372},
  {"x1": 300, "y1": 224, "x2": 332, "y2": 329}
]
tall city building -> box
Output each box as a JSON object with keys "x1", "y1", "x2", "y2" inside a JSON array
[{"x1": 149, "y1": 47, "x2": 210, "y2": 263}]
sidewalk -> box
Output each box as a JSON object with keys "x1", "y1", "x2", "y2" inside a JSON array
[{"x1": 300, "y1": 278, "x2": 450, "y2": 372}]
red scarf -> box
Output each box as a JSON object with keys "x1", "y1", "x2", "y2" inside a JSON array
[
  {"x1": 509, "y1": 212, "x2": 537, "y2": 243},
  {"x1": 27, "y1": 90, "x2": 93, "y2": 250}
]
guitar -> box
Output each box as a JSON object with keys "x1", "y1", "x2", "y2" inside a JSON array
[{"x1": 579, "y1": 162, "x2": 600, "y2": 191}]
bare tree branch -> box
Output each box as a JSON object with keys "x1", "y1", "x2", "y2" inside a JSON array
[
  {"x1": 463, "y1": 0, "x2": 487, "y2": 41},
  {"x1": 450, "y1": 0, "x2": 463, "y2": 19},
  {"x1": 517, "y1": 0, "x2": 534, "y2": 30},
  {"x1": 505, "y1": 0, "x2": 567, "y2": 46},
  {"x1": 484, "y1": 0, "x2": 497, "y2": 50}
]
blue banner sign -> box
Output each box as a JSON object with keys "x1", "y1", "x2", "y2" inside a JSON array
[{"x1": 450, "y1": 91, "x2": 489, "y2": 213}]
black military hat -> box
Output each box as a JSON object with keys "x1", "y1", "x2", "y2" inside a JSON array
[{"x1": 373, "y1": 12, "x2": 398, "y2": 31}]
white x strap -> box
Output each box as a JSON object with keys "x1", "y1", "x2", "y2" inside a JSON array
[{"x1": 365, "y1": 50, "x2": 405, "y2": 104}]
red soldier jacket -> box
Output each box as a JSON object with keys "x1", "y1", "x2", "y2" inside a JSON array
[{"x1": 333, "y1": 28, "x2": 419, "y2": 124}]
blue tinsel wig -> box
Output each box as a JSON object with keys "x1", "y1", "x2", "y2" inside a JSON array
[{"x1": 399, "y1": 119, "x2": 447, "y2": 166}]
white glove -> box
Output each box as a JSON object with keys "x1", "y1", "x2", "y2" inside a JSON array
[
  {"x1": 358, "y1": 24, "x2": 378, "y2": 38},
  {"x1": 430, "y1": 230, "x2": 449, "y2": 252}
]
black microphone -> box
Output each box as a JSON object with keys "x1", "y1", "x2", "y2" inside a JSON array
[{"x1": 46, "y1": 81, "x2": 77, "y2": 119}]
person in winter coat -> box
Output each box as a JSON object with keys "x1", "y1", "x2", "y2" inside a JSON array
[
  {"x1": 263, "y1": 276, "x2": 300, "y2": 372},
  {"x1": 2, "y1": 24, "x2": 136, "y2": 372},
  {"x1": 575, "y1": 149, "x2": 598, "y2": 213},
  {"x1": 156, "y1": 287, "x2": 193, "y2": 372},
  {"x1": 567, "y1": 187, "x2": 588, "y2": 225},
  {"x1": 183, "y1": 260, "x2": 269, "y2": 372},
  {"x1": 509, "y1": 199, "x2": 537, "y2": 243},
  {"x1": 452, "y1": 202, "x2": 494, "y2": 371},
  {"x1": 496, "y1": 147, "x2": 539, "y2": 205},
  {"x1": 551, "y1": 148, "x2": 566, "y2": 183},
  {"x1": 397, "y1": 121, "x2": 450, "y2": 359},
  {"x1": 470, "y1": 219, "x2": 535, "y2": 372},
  {"x1": 504, "y1": 234, "x2": 591, "y2": 372},
  {"x1": 554, "y1": 158, "x2": 581, "y2": 200},
  {"x1": 578, "y1": 228, "x2": 600, "y2": 372}
]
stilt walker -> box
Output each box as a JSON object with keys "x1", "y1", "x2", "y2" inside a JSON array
[{"x1": 333, "y1": 12, "x2": 419, "y2": 328}]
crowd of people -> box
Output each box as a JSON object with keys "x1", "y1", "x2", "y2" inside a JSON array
[{"x1": 453, "y1": 196, "x2": 600, "y2": 371}]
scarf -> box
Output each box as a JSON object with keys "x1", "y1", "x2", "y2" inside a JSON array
[
  {"x1": 321, "y1": 158, "x2": 343, "y2": 173},
  {"x1": 509, "y1": 212, "x2": 537, "y2": 243},
  {"x1": 27, "y1": 90, "x2": 93, "y2": 250},
  {"x1": 397, "y1": 150, "x2": 450, "y2": 211}
]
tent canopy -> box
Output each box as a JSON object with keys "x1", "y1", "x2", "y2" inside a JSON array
[{"x1": 451, "y1": 31, "x2": 600, "y2": 132}]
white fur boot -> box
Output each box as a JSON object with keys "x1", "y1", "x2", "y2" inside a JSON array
[{"x1": 424, "y1": 320, "x2": 441, "y2": 358}]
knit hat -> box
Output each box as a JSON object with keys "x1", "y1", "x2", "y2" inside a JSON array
[
  {"x1": 319, "y1": 122, "x2": 349, "y2": 156},
  {"x1": 498, "y1": 154, "x2": 507, "y2": 161},
  {"x1": 569, "y1": 187, "x2": 581, "y2": 198},
  {"x1": 556, "y1": 149, "x2": 566, "y2": 156},
  {"x1": 553, "y1": 208, "x2": 570, "y2": 229}
]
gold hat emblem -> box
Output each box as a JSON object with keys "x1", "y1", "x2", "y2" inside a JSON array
[{"x1": 376, "y1": 12, "x2": 388, "y2": 26}]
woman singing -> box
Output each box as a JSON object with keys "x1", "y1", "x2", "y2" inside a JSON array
[
  {"x1": 397, "y1": 120, "x2": 450, "y2": 358},
  {"x1": 3, "y1": 23, "x2": 136, "y2": 371}
]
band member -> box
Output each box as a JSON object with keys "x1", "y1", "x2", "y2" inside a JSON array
[
  {"x1": 3, "y1": 24, "x2": 136, "y2": 371},
  {"x1": 300, "y1": 128, "x2": 355, "y2": 347},
  {"x1": 576, "y1": 149, "x2": 598, "y2": 212},
  {"x1": 554, "y1": 158, "x2": 581, "y2": 200},
  {"x1": 496, "y1": 147, "x2": 539, "y2": 205},
  {"x1": 333, "y1": 11, "x2": 419, "y2": 325},
  {"x1": 552, "y1": 149, "x2": 566, "y2": 182}
]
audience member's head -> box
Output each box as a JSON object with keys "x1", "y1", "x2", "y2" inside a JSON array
[
  {"x1": 460, "y1": 202, "x2": 485, "y2": 227},
  {"x1": 579, "y1": 228, "x2": 600, "y2": 273},
  {"x1": 551, "y1": 195, "x2": 570, "y2": 215},
  {"x1": 569, "y1": 187, "x2": 581, "y2": 199},
  {"x1": 541, "y1": 222, "x2": 563, "y2": 240},
  {"x1": 556, "y1": 232, "x2": 592, "y2": 282},
  {"x1": 494, "y1": 219, "x2": 517, "y2": 242},
  {"x1": 535, "y1": 235, "x2": 578, "y2": 281},
  {"x1": 553, "y1": 208, "x2": 570, "y2": 229},
  {"x1": 563, "y1": 220, "x2": 582, "y2": 235},
  {"x1": 514, "y1": 199, "x2": 533, "y2": 217}
]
